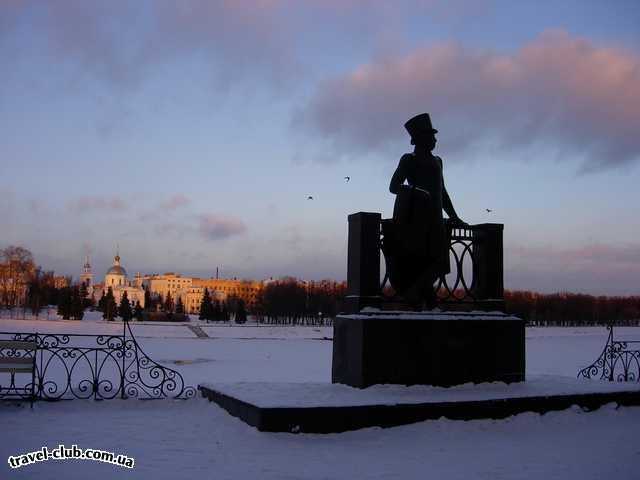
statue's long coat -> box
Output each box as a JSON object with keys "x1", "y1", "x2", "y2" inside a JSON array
[{"x1": 385, "y1": 152, "x2": 453, "y2": 293}]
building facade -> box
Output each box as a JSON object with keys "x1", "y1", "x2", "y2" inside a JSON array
[
  {"x1": 80, "y1": 253, "x2": 266, "y2": 315},
  {"x1": 142, "y1": 273, "x2": 193, "y2": 302},
  {"x1": 142, "y1": 274, "x2": 262, "y2": 314},
  {"x1": 94, "y1": 254, "x2": 145, "y2": 308},
  {"x1": 191, "y1": 278, "x2": 262, "y2": 312},
  {"x1": 79, "y1": 256, "x2": 94, "y2": 292}
]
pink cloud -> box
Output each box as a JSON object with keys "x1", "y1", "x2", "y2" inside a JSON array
[
  {"x1": 5, "y1": 0, "x2": 305, "y2": 91},
  {"x1": 68, "y1": 195, "x2": 128, "y2": 213},
  {"x1": 297, "y1": 30, "x2": 640, "y2": 171},
  {"x1": 505, "y1": 242, "x2": 640, "y2": 294},
  {"x1": 1, "y1": 1, "x2": 479, "y2": 94},
  {"x1": 198, "y1": 214, "x2": 246, "y2": 240},
  {"x1": 155, "y1": 222, "x2": 187, "y2": 236},
  {"x1": 160, "y1": 194, "x2": 191, "y2": 211},
  {"x1": 28, "y1": 199, "x2": 50, "y2": 216}
]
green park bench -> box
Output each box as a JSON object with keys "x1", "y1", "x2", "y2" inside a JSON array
[{"x1": 0, "y1": 339, "x2": 37, "y2": 407}]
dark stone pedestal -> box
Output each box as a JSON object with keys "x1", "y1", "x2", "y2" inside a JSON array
[
  {"x1": 345, "y1": 212, "x2": 382, "y2": 313},
  {"x1": 332, "y1": 310, "x2": 525, "y2": 388},
  {"x1": 199, "y1": 382, "x2": 640, "y2": 433}
]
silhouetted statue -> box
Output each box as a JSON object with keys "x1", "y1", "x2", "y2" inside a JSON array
[{"x1": 383, "y1": 113, "x2": 466, "y2": 308}]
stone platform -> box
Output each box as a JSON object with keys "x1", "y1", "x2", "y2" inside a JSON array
[
  {"x1": 332, "y1": 309, "x2": 525, "y2": 388},
  {"x1": 199, "y1": 376, "x2": 640, "y2": 433}
]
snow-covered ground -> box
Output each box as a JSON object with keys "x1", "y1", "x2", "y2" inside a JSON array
[{"x1": 1, "y1": 315, "x2": 638, "y2": 479}]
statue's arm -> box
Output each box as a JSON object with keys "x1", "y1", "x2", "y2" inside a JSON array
[
  {"x1": 389, "y1": 154, "x2": 411, "y2": 194},
  {"x1": 439, "y1": 157, "x2": 465, "y2": 223},
  {"x1": 443, "y1": 187, "x2": 459, "y2": 219}
]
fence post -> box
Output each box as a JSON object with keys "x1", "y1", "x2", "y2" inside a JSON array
[
  {"x1": 121, "y1": 319, "x2": 126, "y2": 399},
  {"x1": 35, "y1": 332, "x2": 39, "y2": 400},
  {"x1": 344, "y1": 212, "x2": 382, "y2": 314},
  {"x1": 607, "y1": 326, "x2": 614, "y2": 381},
  {"x1": 472, "y1": 223, "x2": 504, "y2": 310}
]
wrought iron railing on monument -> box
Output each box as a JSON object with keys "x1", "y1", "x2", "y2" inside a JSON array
[
  {"x1": 343, "y1": 212, "x2": 505, "y2": 313},
  {"x1": 578, "y1": 325, "x2": 640, "y2": 382},
  {"x1": 380, "y1": 220, "x2": 505, "y2": 311},
  {"x1": 0, "y1": 319, "x2": 196, "y2": 402}
]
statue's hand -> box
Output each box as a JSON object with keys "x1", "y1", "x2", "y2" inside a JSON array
[{"x1": 412, "y1": 186, "x2": 431, "y2": 198}]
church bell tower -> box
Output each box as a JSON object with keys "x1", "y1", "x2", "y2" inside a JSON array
[{"x1": 79, "y1": 255, "x2": 94, "y2": 289}]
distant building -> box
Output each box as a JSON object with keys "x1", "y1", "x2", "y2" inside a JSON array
[
  {"x1": 173, "y1": 286, "x2": 212, "y2": 315},
  {"x1": 79, "y1": 256, "x2": 94, "y2": 292},
  {"x1": 80, "y1": 253, "x2": 267, "y2": 314},
  {"x1": 142, "y1": 273, "x2": 193, "y2": 302},
  {"x1": 189, "y1": 278, "x2": 262, "y2": 313},
  {"x1": 53, "y1": 276, "x2": 70, "y2": 289},
  {"x1": 142, "y1": 274, "x2": 262, "y2": 314},
  {"x1": 92, "y1": 253, "x2": 145, "y2": 308}
]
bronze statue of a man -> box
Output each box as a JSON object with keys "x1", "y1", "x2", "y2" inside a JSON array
[{"x1": 385, "y1": 113, "x2": 466, "y2": 308}]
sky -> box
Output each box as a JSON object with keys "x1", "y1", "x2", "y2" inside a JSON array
[{"x1": 1, "y1": 0, "x2": 639, "y2": 295}]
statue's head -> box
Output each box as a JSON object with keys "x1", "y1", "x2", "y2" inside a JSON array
[{"x1": 404, "y1": 113, "x2": 438, "y2": 150}]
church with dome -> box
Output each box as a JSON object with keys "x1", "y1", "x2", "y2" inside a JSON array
[{"x1": 83, "y1": 253, "x2": 145, "y2": 308}]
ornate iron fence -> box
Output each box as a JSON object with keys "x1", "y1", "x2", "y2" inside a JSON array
[
  {"x1": 381, "y1": 221, "x2": 504, "y2": 309},
  {"x1": 578, "y1": 325, "x2": 640, "y2": 382},
  {"x1": 0, "y1": 320, "x2": 196, "y2": 401},
  {"x1": 434, "y1": 224, "x2": 477, "y2": 302}
]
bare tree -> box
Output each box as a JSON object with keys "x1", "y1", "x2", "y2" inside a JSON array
[{"x1": 0, "y1": 245, "x2": 36, "y2": 310}]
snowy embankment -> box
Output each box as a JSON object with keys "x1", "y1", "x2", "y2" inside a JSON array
[
  {"x1": 1, "y1": 315, "x2": 638, "y2": 480},
  {"x1": 0, "y1": 310, "x2": 332, "y2": 340},
  {"x1": 1, "y1": 315, "x2": 632, "y2": 383}
]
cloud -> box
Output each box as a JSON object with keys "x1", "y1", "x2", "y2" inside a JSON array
[
  {"x1": 297, "y1": 30, "x2": 640, "y2": 171},
  {"x1": 81, "y1": 242, "x2": 94, "y2": 256},
  {"x1": 160, "y1": 194, "x2": 191, "y2": 211},
  {"x1": 67, "y1": 196, "x2": 128, "y2": 213},
  {"x1": 505, "y1": 242, "x2": 640, "y2": 294},
  {"x1": 0, "y1": 1, "x2": 23, "y2": 40},
  {"x1": 510, "y1": 243, "x2": 640, "y2": 267},
  {"x1": 2, "y1": 0, "x2": 305, "y2": 92},
  {"x1": 0, "y1": 187, "x2": 16, "y2": 224},
  {"x1": 155, "y1": 223, "x2": 179, "y2": 234},
  {"x1": 198, "y1": 214, "x2": 246, "y2": 240},
  {"x1": 28, "y1": 199, "x2": 50, "y2": 216},
  {"x1": 2, "y1": 1, "x2": 485, "y2": 95},
  {"x1": 137, "y1": 195, "x2": 192, "y2": 228}
]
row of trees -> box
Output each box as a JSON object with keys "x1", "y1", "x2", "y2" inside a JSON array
[
  {"x1": 44, "y1": 286, "x2": 640, "y2": 326},
  {"x1": 253, "y1": 278, "x2": 346, "y2": 325},
  {"x1": 96, "y1": 289, "x2": 144, "y2": 321},
  {"x1": 197, "y1": 289, "x2": 247, "y2": 323},
  {"x1": 56, "y1": 286, "x2": 86, "y2": 320},
  {"x1": 5, "y1": 244, "x2": 640, "y2": 326},
  {"x1": 505, "y1": 291, "x2": 640, "y2": 326},
  {"x1": 1, "y1": 245, "x2": 83, "y2": 319},
  {"x1": 26, "y1": 270, "x2": 71, "y2": 315},
  {"x1": 143, "y1": 290, "x2": 186, "y2": 315}
]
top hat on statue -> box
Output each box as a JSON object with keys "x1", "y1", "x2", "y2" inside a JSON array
[{"x1": 404, "y1": 113, "x2": 437, "y2": 145}]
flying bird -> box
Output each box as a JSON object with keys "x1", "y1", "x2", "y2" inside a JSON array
[
  {"x1": 486, "y1": 209, "x2": 493, "y2": 213},
  {"x1": 307, "y1": 196, "x2": 314, "y2": 200},
  {"x1": 344, "y1": 176, "x2": 350, "y2": 182}
]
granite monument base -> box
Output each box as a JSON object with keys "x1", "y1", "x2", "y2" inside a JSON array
[
  {"x1": 198, "y1": 378, "x2": 640, "y2": 433},
  {"x1": 332, "y1": 310, "x2": 525, "y2": 388}
]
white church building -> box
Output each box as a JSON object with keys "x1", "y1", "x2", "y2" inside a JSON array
[{"x1": 82, "y1": 253, "x2": 145, "y2": 308}]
